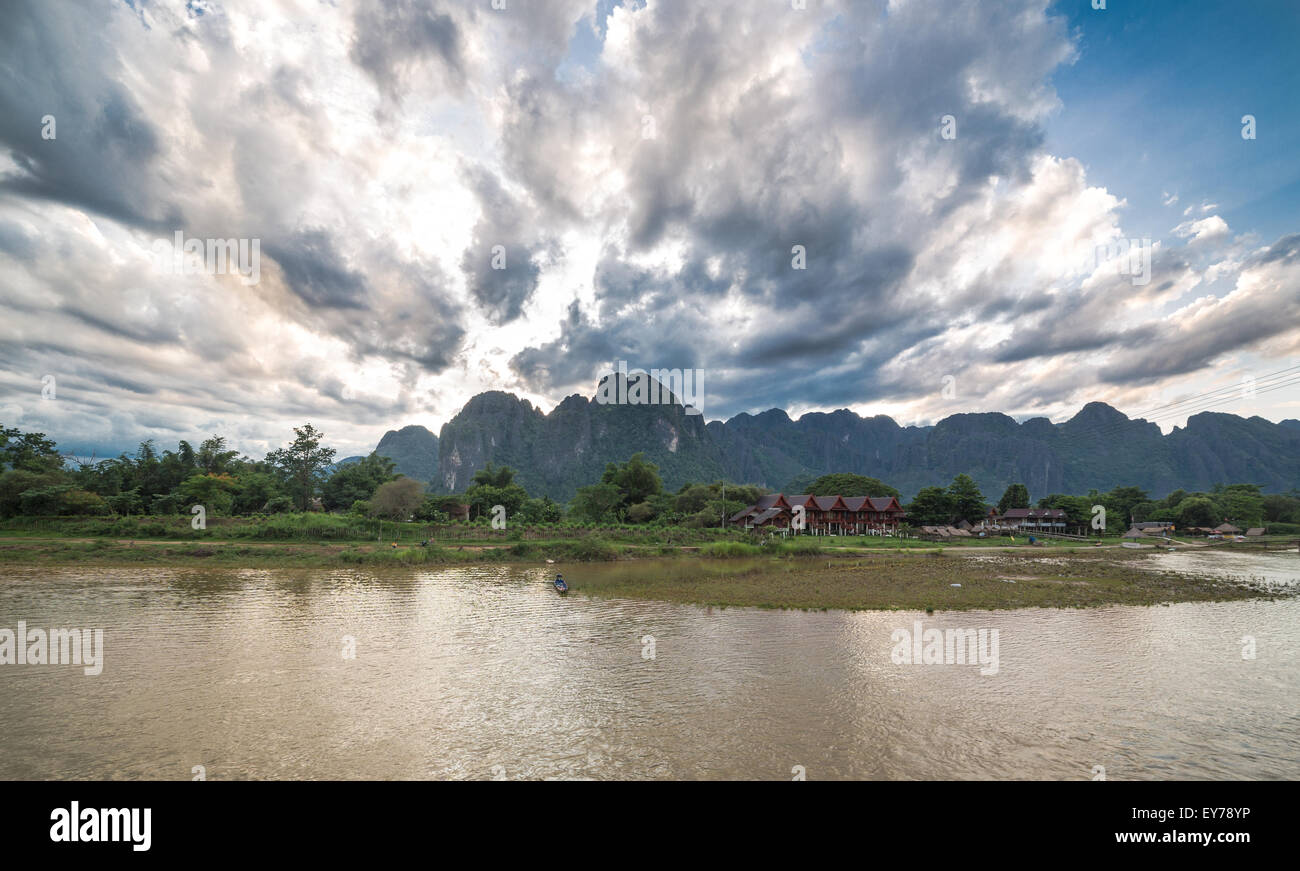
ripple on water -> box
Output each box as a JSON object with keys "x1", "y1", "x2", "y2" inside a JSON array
[{"x1": 0, "y1": 560, "x2": 1296, "y2": 779}]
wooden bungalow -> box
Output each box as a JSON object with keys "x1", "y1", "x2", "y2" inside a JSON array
[
  {"x1": 731, "y1": 493, "x2": 792, "y2": 529},
  {"x1": 730, "y1": 493, "x2": 904, "y2": 535},
  {"x1": 997, "y1": 508, "x2": 1068, "y2": 532}
]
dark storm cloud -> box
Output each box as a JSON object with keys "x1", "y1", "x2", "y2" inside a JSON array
[
  {"x1": 494, "y1": 0, "x2": 1073, "y2": 418},
  {"x1": 266, "y1": 230, "x2": 369, "y2": 310},
  {"x1": 0, "y1": 1, "x2": 178, "y2": 230},
  {"x1": 1096, "y1": 237, "x2": 1300, "y2": 386},
  {"x1": 2, "y1": 0, "x2": 1297, "y2": 461},
  {"x1": 459, "y1": 166, "x2": 550, "y2": 324},
  {"x1": 350, "y1": 0, "x2": 466, "y2": 102}
]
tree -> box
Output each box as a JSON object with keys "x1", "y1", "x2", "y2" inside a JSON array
[
  {"x1": 1216, "y1": 483, "x2": 1264, "y2": 526},
  {"x1": 906, "y1": 486, "x2": 954, "y2": 525},
  {"x1": 0, "y1": 469, "x2": 62, "y2": 518},
  {"x1": 419, "y1": 495, "x2": 470, "y2": 521},
  {"x1": 264, "y1": 496, "x2": 294, "y2": 514},
  {"x1": 601, "y1": 453, "x2": 663, "y2": 508},
  {"x1": 807, "y1": 473, "x2": 899, "y2": 497},
  {"x1": 464, "y1": 464, "x2": 528, "y2": 520},
  {"x1": 1175, "y1": 496, "x2": 1217, "y2": 528},
  {"x1": 265, "y1": 424, "x2": 336, "y2": 511},
  {"x1": 470, "y1": 463, "x2": 517, "y2": 488},
  {"x1": 370, "y1": 477, "x2": 425, "y2": 520},
  {"x1": 197, "y1": 436, "x2": 239, "y2": 475},
  {"x1": 177, "y1": 473, "x2": 238, "y2": 515},
  {"x1": 996, "y1": 483, "x2": 1030, "y2": 514},
  {"x1": 946, "y1": 474, "x2": 985, "y2": 523},
  {"x1": 0, "y1": 426, "x2": 63, "y2": 473},
  {"x1": 516, "y1": 496, "x2": 563, "y2": 524},
  {"x1": 321, "y1": 453, "x2": 397, "y2": 511},
  {"x1": 229, "y1": 469, "x2": 285, "y2": 514},
  {"x1": 1263, "y1": 493, "x2": 1300, "y2": 524},
  {"x1": 1102, "y1": 485, "x2": 1150, "y2": 527},
  {"x1": 674, "y1": 484, "x2": 716, "y2": 515},
  {"x1": 61, "y1": 489, "x2": 109, "y2": 515},
  {"x1": 1037, "y1": 493, "x2": 1092, "y2": 527},
  {"x1": 569, "y1": 482, "x2": 623, "y2": 523}
]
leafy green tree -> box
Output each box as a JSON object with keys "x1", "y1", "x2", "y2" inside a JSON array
[
  {"x1": 907, "y1": 486, "x2": 954, "y2": 525},
  {"x1": 178, "y1": 473, "x2": 238, "y2": 515},
  {"x1": 470, "y1": 463, "x2": 517, "y2": 488},
  {"x1": 419, "y1": 494, "x2": 470, "y2": 521},
  {"x1": 1215, "y1": 483, "x2": 1264, "y2": 526},
  {"x1": 570, "y1": 482, "x2": 623, "y2": 523},
  {"x1": 264, "y1": 495, "x2": 294, "y2": 514},
  {"x1": 464, "y1": 464, "x2": 528, "y2": 520},
  {"x1": 105, "y1": 488, "x2": 144, "y2": 516},
  {"x1": 19, "y1": 484, "x2": 75, "y2": 515},
  {"x1": 516, "y1": 496, "x2": 563, "y2": 524},
  {"x1": 229, "y1": 469, "x2": 285, "y2": 514},
  {"x1": 807, "y1": 473, "x2": 899, "y2": 497},
  {"x1": 946, "y1": 474, "x2": 985, "y2": 523},
  {"x1": 1102, "y1": 485, "x2": 1150, "y2": 528},
  {"x1": 674, "y1": 484, "x2": 716, "y2": 515},
  {"x1": 265, "y1": 424, "x2": 336, "y2": 511},
  {"x1": 601, "y1": 453, "x2": 663, "y2": 508},
  {"x1": 61, "y1": 489, "x2": 109, "y2": 515},
  {"x1": 1175, "y1": 496, "x2": 1217, "y2": 528},
  {"x1": 0, "y1": 469, "x2": 62, "y2": 517},
  {"x1": 1263, "y1": 493, "x2": 1300, "y2": 524},
  {"x1": 996, "y1": 483, "x2": 1030, "y2": 514},
  {"x1": 370, "y1": 477, "x2": 425, "y2": 520},
  {"x1": 197, "y1": 436, "x2": 239, "y2": 475},
  {"x1": 321, "y1": 453, "x2": 398, "y2": 511},
  {"x1": 1037, "y1": 493, "x2": 1092, "y2": 527},
  {"x1": 0, "y1": 426, "x2": 63, "y2": 473}
]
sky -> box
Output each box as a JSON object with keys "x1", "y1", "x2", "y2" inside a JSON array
[{"x1": 0, "y1": 0, "x2": 1297, "y2": 461}]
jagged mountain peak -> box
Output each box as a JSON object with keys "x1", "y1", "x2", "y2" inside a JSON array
[{"x1": 416, "y1": 388, "x2": 1300, "y2": 502}]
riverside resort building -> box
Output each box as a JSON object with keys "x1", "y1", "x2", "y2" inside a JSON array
[{"x1": 729, "y1": 494, "x2": 906, "y2": 535}]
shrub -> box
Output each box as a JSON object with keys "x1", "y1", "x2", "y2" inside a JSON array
[
  {"x1": 773, "y1": 538, "x2": 823, "y2": 556},
  {"x1": 701, "y1": 541, "x2": 761, "y2": 558}
]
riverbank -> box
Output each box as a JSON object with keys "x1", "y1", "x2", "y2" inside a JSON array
[
  {"x1": 563, "y1": 551, "x2": 1286, "y2": 611},
  {"x1": 0, "y1": 537, "x2": 1287, "y2": 611}
]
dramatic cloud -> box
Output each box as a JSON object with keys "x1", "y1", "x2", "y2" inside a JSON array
[{"x1": 0, "y1": 0, "x2": 1295, "y2": 460}]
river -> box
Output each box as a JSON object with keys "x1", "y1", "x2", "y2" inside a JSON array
[{"x1": 1, "y1": 550, "x2": 1296, "y2": 779}]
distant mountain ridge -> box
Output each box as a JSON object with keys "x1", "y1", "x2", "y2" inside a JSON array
[
  {"x1": 364, "y1": 385, "x2": 1300, "y2": 502},
  {"x1": 340, "y1": 425, "x2": 439, "y2": 485}
]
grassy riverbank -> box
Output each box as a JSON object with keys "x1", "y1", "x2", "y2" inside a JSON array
[
  {"x1": 0, "y1": 535, "x2": 1288, "y2": 611},
  {"x1": 0, "y1": 532, "x2": 1133, "y2": 569},
  {"x1": 566, "y1": 552, "x2": 1287, "y2": 611}
]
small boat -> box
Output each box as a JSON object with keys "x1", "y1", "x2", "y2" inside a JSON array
[{"x1": 553, "y1": 578, "x2": 568, "y2": 594}]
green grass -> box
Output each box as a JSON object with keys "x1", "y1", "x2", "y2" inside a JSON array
[{"x1": 570, "y1": 551, "x2": 1285, "y2": 612}]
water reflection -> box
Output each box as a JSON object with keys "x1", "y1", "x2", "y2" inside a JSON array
[{"x1": 0, "y1": 556, "x2": 1296, "y2": 780}]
